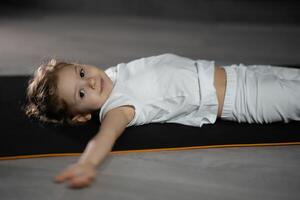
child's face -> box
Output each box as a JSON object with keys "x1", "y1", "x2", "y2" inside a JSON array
[{"x1": 56, "y1": 64, "x2": 113, "y2": 117}]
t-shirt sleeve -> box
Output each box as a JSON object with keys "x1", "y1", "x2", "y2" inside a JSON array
[
  {"x1": 99, "y1": 92, "x2": 140, "y2": 127},
  {"x1": 104, "y1": 66, "x2": 117, "y2": 84}
]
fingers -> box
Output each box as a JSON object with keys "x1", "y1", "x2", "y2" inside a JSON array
[
  {"x1": 54, "y1": 164, "x2": 96, "y2": 189},
  {"x1": 67, "y1": 175, "x2": 94, "y2": 189},
  {"x1": 54, "y1": 166, "x2": 76, "y2": 183}
]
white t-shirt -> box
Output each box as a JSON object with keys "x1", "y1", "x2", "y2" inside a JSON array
[{"x1": 100, "y1": 53, "x2": 218, "y2": 127}]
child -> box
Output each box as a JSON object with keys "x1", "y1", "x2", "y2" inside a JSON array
[{"x1": 25, "y1": 53, "x2": 300, "y2": 188}]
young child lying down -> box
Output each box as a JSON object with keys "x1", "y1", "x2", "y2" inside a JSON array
[{"x1": 25, "y1": 53, "x2": 300, "y2": 188}]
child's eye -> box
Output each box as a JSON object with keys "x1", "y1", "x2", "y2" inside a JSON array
[
  {"x1": 79, "y1": 89, "x2": 85, "y2": 98},
  {"x1": 80, "y1": 68, "x2": 85, "y2": 78}
]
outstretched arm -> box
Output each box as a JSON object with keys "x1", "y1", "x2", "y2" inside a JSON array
[{"x1": 54, "y1": 106, "x2": 135, "y2": 189}]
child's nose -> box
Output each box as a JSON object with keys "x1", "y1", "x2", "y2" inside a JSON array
[{"x1": 88, "y1": 78, "x2": 96, "y2": 89}]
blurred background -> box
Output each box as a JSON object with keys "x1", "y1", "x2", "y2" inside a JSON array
[{"x1": 0, "y1": 0, "x2": 300, "y2": 75}]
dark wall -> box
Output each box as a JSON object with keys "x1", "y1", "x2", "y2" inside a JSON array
[{"x1": 1, "y1": 0, "x2": 300, "y2": 24}]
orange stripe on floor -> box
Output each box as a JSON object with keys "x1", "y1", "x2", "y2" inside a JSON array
[{"x1": 0, "y1": 142, "x2": 300, "y2": 161}]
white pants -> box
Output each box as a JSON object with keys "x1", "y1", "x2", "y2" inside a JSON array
[{"x1": 221, "y1": 64, "x2": 300, "y2": 124}]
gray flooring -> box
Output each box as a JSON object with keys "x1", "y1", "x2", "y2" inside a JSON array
[
  {"x1": 0, "y1": 14, "x2": 300, "y2": 76},
  {"x1": 1, "y1": 13, "x2": 300, "y2": 199},
  {"x1": 1, "y1": 146, "x2": 300, "y2": 200}
]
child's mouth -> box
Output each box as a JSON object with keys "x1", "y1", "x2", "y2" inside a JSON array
[{"x1": 100, "y1": 78, "x2": 104, "y2": 93}]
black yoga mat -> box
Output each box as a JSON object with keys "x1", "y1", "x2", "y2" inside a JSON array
[{"x1": 1, "y1": 67, "x2": 300, "y2": 159}]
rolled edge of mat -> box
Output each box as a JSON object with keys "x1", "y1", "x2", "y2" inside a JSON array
[{"x1": 1, "y1": 142, "x2": 300, "y2": 161}]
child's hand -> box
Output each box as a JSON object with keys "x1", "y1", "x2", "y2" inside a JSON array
[{"x1": 54, "y1": 162, "x2": 97, "y2": 189}]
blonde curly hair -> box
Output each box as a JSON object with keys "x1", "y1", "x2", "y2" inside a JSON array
[{"x1": 24, "y1": 59, "x2": 79, "y2": 126}]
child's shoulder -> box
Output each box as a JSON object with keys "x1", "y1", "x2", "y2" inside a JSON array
[
  {"x1": 146, "y1": 53, "x2": 180, "y2": 60},
  {"x1": 131, "y1": 53, "x2": 180, "y2": 63},
  {"x1": 126, "y1": 53, "x2": 183, "y2": 66}
]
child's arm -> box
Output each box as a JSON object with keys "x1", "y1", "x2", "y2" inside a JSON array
[{"x1": 54, "y1": 106, "x2": 135, "y2": 188}]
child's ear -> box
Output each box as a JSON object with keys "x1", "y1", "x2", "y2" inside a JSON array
[{"x1": 71, "y1": 113, "x2": 92, "y2": 123}]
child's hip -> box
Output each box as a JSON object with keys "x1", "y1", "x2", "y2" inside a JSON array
[{"x1": 214, "y1": 65, "x2": 227, "y2": 118}]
